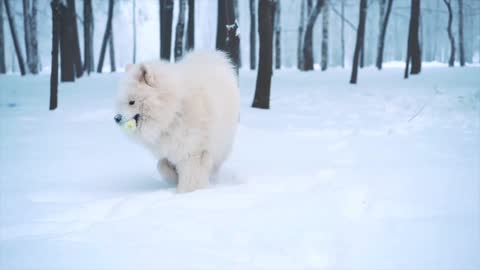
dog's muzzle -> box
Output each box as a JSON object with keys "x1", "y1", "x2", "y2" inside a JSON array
[{"x1": 114, "y1": 113, "x2": 140, "y2": 125}]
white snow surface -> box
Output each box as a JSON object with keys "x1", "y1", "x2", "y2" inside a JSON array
[{"x1": 1, "y1": 67, "x2": 480, "y2": 269}]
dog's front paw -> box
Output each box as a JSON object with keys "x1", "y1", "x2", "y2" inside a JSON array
[{"x1": 177, "y1": 180, "x2": 208, "y2": 193}]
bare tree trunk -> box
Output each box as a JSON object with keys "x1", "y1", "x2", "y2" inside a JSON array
[
  {"x1": 465, "y1": 1, "x2": 473, "y2": 64},
  {"x1": 0, "y1": 0, "x2": 6, "y2": 73},
  {"x1": 216, "y1": 0, "x2": 240, "y2": 69},
  {"x1": 174, "y1": 0, "x2": 186, "y2": 61},
  {"x1": 274, "y1": 0, "x2": 281, "y2": 69},
  {"x1": 160, "y1": 0, "x2": 174, "y2": 61},
  {"x1": 420, "y1": 2, "x2": 424, "y2": 59},
  {"x1": 29, "y1": 0, "x2": 39, "y2": 73},
  {"x1": 350, "y1": 0, "x2": 367, "y2": 84},
  {"x1": 432, "y1": 0, "x2": 439, "y2": 61},
  {"x1": 320, "y1": 0, "x2": 328, "y2": 71},
  {"x1": 297, "y1": 0, "x2": 305, "y2": 69},
  {"x1": 109, "y1": 28, "x2": 116, "y2": 72},
  {"x1": 378, "y1": 0, "x2": 386, "y2": 61},
  {"x1": 23, "y1": 0, "x2": 31, "y2": 73},
  {"x1": 360, "y1": 43, "x2": 364, "y2": 68},
  {"x1": 4, "y1": 0, "x2": 26, "y2": 75},
  {"x1": 186, "y1": 0, "x2": 194, "y2": 51},
  {"x1": 376, "y1": 0, "x2": 393, "y2": 69},
  {"x1": 359, "y1": 3, "x2": 367, "y2": 70},
  {"x1": 216, "y1": 0, "x2": 226, "y2": 51},
  {"x1": 405, "y1": 0, "x2": 421, "y2": 78},
  {"x1": 132, "y1": 0, "x2": 136, "y2": 63},
  {"x1": 224, "y1": 0, "x2": 240, "y2": 73},
  {"x1": 359, "y1": 2, "x2": 367, "y2": 70},
  {"x1": 83, "y1": 0, "x2": 94, "y2": 73},
  {"x1": 328, "y1": 0, "x2": 358, "y2": 63},
  {"x1": 301, "y1": 0, "x2": 325, "y2": 71},
  {"x1": 22, "y1": 0, "x2": 39, "y2": 73},
  {"x1": 249, "y1": 0, "x2": 256, "y2": 70},
  {"x1": 97, "y1": 0, "x2": 114, "y2": 72},
  {"x1": 340, "y1": 0, "x2": 344, "y2": 68},
  {"x1": 10, "y1": 44, "x2": 14, "y2": 72},
  {"x1": 252, "y1": 0, "x2": 274, "y2": 109},
  {"x1": 457, "y1": 0, "x2": 464, "y2": 66},
  {"x1": 50, "y1": 0, "x2": 60, "y2": 110},
  {"x1": 443, "y1": 0, "x2": 455, "y2": 67},
  {"x1": 233, "y1": 0, "x2": 241, "y2": 68},
  {"x1": 423, "y1": 0, "x2": 432, "y2": 61},
  {"x1": 67, "y1": 0, "x2": 82, "y2": 77},
  {"x1": 59, "y1": 2, "x2": 74, "y2": 81}
]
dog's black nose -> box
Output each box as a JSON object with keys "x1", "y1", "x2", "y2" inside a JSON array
[{"x1": 114, "y1": 114, "x2": 122, "y2": 123}]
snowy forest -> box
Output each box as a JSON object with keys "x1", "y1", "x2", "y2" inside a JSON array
[
  {"x1": 1, "y1": 0, "x2": 480, "y2": 269},
  {"x1": 1, "y1": 0, "x2": 479, "y2": 99}
]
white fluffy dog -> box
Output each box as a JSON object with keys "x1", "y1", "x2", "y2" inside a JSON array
[{"x1": 115, "y1": 51, "x2": 240, "y2": 193}]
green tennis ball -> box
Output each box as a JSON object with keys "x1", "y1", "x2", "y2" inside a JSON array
[{"x1": 121, "y1": 119, "x2": 137, "y2": 133}]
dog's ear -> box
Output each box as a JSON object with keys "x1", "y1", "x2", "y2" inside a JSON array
[{"x1": 137, "y1": 64, "x2": 154, "y2": 87}]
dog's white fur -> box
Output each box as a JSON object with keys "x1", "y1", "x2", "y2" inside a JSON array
[{"x1": 116, "y1": 51, "x2": 240, "y2": 193}]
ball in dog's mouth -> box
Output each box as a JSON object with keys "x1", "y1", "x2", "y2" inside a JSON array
[{"x1": 119, "y1": 114, "x2": 140, "y2": 133}]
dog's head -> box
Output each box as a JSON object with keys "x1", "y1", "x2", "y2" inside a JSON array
[{"x1": 115, "y1": 62, "x2": 181, "y2": 142}]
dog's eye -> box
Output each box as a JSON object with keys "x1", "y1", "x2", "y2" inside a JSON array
[{"x1": 129, "y1": 100, "x2": 135, "y2": 105}]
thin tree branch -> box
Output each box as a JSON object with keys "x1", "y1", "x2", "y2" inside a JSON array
[{"x1": 327, "y1": 0, "x2": 356, "y2": 31}]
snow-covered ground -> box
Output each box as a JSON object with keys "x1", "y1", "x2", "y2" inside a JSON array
[{"x1": 1, "y1": 67, "x2": 479, "y2": 269}]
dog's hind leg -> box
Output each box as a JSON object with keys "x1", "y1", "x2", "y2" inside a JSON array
[
  {"x1": 157, "y1": 158, "x2": 178, "y2": 184},
  {"x1": 176, "y1": 151, "x2": 212, "y2": 193}
]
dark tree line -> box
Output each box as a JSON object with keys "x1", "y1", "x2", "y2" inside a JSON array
[
  {"x1": 50, "y1": 0, "x2": 60, "y2": 110},
  {"x1": 59, "y1": 2, "x2": 74, "y2": 81},
  {"x1": 376, "y1": 0, "x2": 394, "y2": 70},
  {"x1": 0, "y1": 0, "x2": 475, "y2": 111},
  {"x1": 97, "y1": 0, "x2": 114, "y2": 73},
  {"x1": 48, "y1": 0, "x2": 84, "y2": 82},
  {"x1": 273, "y1": 0, "x2": 281, "y2": 70},
  {"x1": 249, "y1": 0, "x2": 476, "y2": 108},
  {"x1": 0, "y1": 0, "x2": 6, "y2": 74},
  {"x1": 2, "y1": 0, "x2": 477, "y2": 77},
  {"x1": 348, "y1": 0, "x2": 423, "y2": 83},
  {"x1": 174, "y1": 0, "x2": 186, "y2": 61},
  {"x1": 252, "y1": 0, "x2": 275, "y2": 109},
  {"x1": 3, "y1": 0, "x2": 26, "y2": 75},
  {"x1": 2, "y1": 0, "x2": 39, "y2": 75},
  {"x1": 160, "y1": 0, "x2": 173, "y2": 61},
  {"x1": 49, "y1": 0, "x2": 85, "y2": 110},
  {"x1": 404, "y1": 0, "x2": 421, "y2": 78},
  {"x1": 320, "y1": 1, "x2": 329, "y2": 71},
  {"x1": 216, "y1": 0, "x2": 240, "y2": 73},
  {"x1": 84, "y1": 0, "x2": 94, "y2": 73},
  {"x1": 49, "y1": 0, "x2": 118, "y2": 110},
  {"x1": 297, "y1": 0, "x2": 305, "y2": 69},
  {"x1": 457, "y1": 0, "x2": 465, "y2": 66},
  {"x1": 160, "y1": 0, "x2": 194, "y2": 62},
  {"x1": 186, "y1": 0, "x2": 194, "y2": 51},
  {"x1": 249, "y1": 0, "x2": 256, "y2": 70},
  {"x1": 350, "y1": 0, "x2": 367, "y2": 84},
  {"x1": 443, "y1": 0, "x2": 455, "y2": 67},
  {"x1": 23, "y1": 0, "x2": 39, "y2": 74},
  {"x1": 301, "y1": 0, "x2": 325, "y2": 71},
  {"x1": 72, "y1": 0, "x2": 83, "y2": 76}
]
